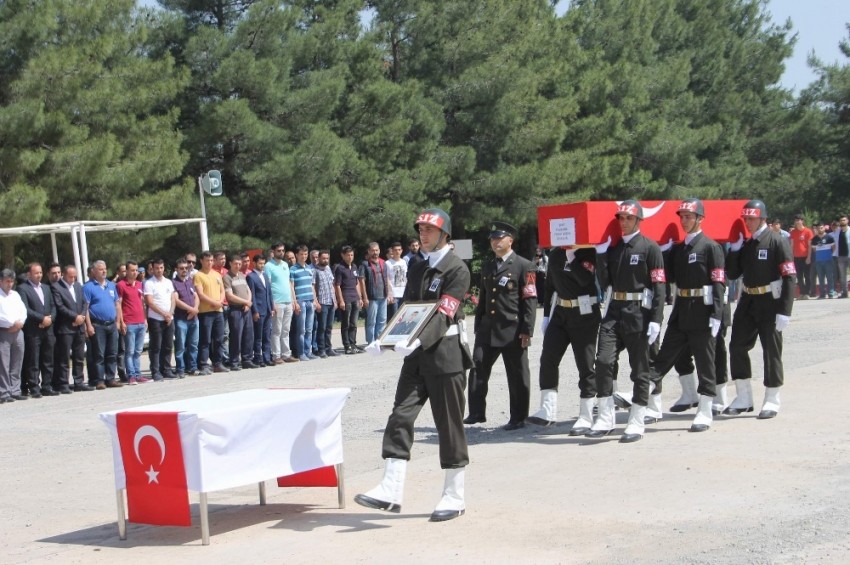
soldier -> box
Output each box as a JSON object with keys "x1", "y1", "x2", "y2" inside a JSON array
[
  {"x1": 527, "y1": 245, "x2": 600, "y2": 436},
  {"x1": 647, "y1": 199, "x2": 726, "y2": 432},
  {"x1": 358, "y1": 207, "x2": 474, "y2": 522},
  {"x1": 725, "y1": 199, "x2": 795, "y2": 419},
  {"x1": 587, "y1": 200, "x2": 666, "y2": 443},
  {"x1": 465, "y1": 222, "x2": 537, "y2": 430}
]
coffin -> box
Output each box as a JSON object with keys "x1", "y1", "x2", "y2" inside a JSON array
[{"x1": 537, "y1": 200, "x2": 749, "y2": 247}]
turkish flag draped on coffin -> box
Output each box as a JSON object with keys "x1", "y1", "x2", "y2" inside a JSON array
[{"x1": 116, "y1": 411, "x2": 191, "y2": 526}]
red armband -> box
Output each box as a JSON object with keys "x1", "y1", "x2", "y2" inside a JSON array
[
  {"x1": 582, "y1": 261, "x2": 595, "y2": 273},
  {"x1": 522, "y1": 272, "x2": 537, "y2": 298},
  {"x1": 710, "y1": 268, "x2": 726, "y2": 283},
  {"x1": 779, "y1": 261, "x2": 796, "y2": 277},
  {"x1": 438, "y1": 295, "x2": 460, "y2": 318},
  {"x1": 650, "y1": 268, "x2": 666, "y2": 283}
]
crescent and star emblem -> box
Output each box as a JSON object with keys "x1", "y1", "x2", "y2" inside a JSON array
[
  {"x1": 615, "y1": 201, "x2": 665, "y2": 218},
  {"x1": 133, "y1": 425, "x2": 167, "y2": 484}
]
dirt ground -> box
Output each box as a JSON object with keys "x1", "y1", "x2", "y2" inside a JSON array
[{"x1": 1, "y1": 297, "x2": 848, "y2": 564}]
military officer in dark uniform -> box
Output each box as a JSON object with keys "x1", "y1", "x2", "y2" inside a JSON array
[
  {"x1": 527, "y1": 246, "x2": 600, "y2": 435},
  {"x1": 725, "y1": 199, "x2": 795, "y2": 419},
  {"x1": 356, "y1": 207, "x2": 474, "y2": 522},
  {"x1": 464, "y1": 222, "x2": 537, "y2": 430},
  {"x1": 648, "y1": 199, "x2": 726, "y2": 432},
  {"x1": 587, "y1": 200, "x2": 666, "y2": 443}
]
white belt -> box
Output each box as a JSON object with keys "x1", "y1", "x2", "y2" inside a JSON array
[
  {"x1": 612, "y1": 292, "x2": 642, "y2": 301},
  {"x1": 677, "y1": 288, "x2": 704, "y2": 297},
  {"x1": 445, "y1": 324, "x2": 459, "y2": 336},
  {"x1": 557, "y1": 297, "x2": 598, "y2": 308}
]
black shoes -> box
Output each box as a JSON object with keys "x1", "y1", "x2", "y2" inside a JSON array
[
  {"x1": 503, "y1": 421, "x2": 526, "y2": 431},
  {"x1": 429, "y1": 509, "x2": 465, "y2": 522},
  {"x1": 722, "y1": 406, "x2": 753, "y2": 416},
  {"x1": 689, "y1": 423, "x2": 710, "y2": 432},
  {"x1": 353, "y1": 494, "x2": 401, "y2": 513},
  {"x1": 585, "y1": 428, "x2": 614, "y2": 438},
  {"x1": 669, "y1": 402, "x2": 698, "y2": 413},
  {"x1": 526, "y1": 416, "x2": 556, "y2": 427},
  {"x1": 41, "y1": 388, "x2": 60, "y2": 397},
  {"x1": 11, "y1": 394, "x2": 28, "y2": 400},
  {"x1": 757, "y1": 409, "x2": 778, "y2": 419},
  {"x1": 620, "y1": 433, "x2": 643, "y2": 443},
  {"x1": 463, "y1": 415, "x2": 486, "y2": 425},
  {"x1": 568, "y1": 427, "x2": 590, "y2": 436}
]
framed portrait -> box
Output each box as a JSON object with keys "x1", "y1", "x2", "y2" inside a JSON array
[{"x1": 378, "y1": 301, "x2": 439, "y2": 347}]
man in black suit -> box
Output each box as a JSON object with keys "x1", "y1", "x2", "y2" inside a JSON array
[
  {"x1": 18, "y1": 263, "x2": 58, "y2": 397},
  {"x1": 51, "y1": 265, "x2": 93, "y2": 392},
  {"x1": 465, "y1": 221, "x2": 538, "y2": 430},
  {"x1": 247, "y1": 254, "x2": 274, "y2": 366}
]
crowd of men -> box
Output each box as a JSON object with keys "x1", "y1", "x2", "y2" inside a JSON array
[{"x1": 0, "y1": 240, "x2": 425, "y2": 402}]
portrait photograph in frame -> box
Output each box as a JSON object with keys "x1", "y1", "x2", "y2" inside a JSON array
[{"x1": 378, "y1": 301, "x2": 439, "y2": 347}]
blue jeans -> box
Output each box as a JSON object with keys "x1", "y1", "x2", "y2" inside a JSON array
[
  {"x1": 123, "y1": 323, "x2": 145, "y2": 377},
  {"x1": 174, "y1": 317, "x2": 199, "y2": 373},
  {"x1": 295, "y1": 300, "x2": 315, "y2": 357},
  {"x1": 198, "y1": 311, "x2": 225, "y2": 369},
  {"x1": 316, "y1": 304, "x2": 336, "y2": 353},
  {"x1": 89, "y1": 322, "x2": 118, "y2": 384},
  {"x1": 365, "y1": 298, "x2": 387, "y2": 343},
  {"x1": 815, "y1": 260, "x2": 835, "y2": 297}
]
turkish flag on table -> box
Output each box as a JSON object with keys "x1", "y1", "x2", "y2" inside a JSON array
[{"x1": 116, "y1": 411, "x2": 191, "y2": 526}]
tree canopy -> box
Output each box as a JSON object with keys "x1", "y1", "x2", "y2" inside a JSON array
[{"x1": 1, "y1": 0, "x2": 847, "y2": 267}]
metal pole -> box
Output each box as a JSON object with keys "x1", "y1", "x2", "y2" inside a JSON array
[
  {"x1": 336, "y1": 463, "x2": 345, "y2": 509},
  {"x1": 200, "y1": 492, "x2": 210, "y2": 545},
  {"x1": 50, "y1": 233, "x2": 58, "y2": 263},
  {"x1": 116, "y1": 489, "x2": 127, "y2": 540},
  {"x1": 258, "y1": 481, "x2": 266, "y2": 506},
  {"x1": 79, "y1": 223, "x2": 90, "y2": 280},
  {"x1": 198, "y1": 175, "x2": 210, "y2": 251},
  {"x1": 71, "y1": 227, "x2": 82, "y2": 278}
]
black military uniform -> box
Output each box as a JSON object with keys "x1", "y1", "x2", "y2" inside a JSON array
[
  {"x1": 650, "y1": 232, "x2": 726, "y2": 396},
  {"x1": 467, "y1": 225, "x2": 537, "y2": 427},
  {"x1": 727, "y1": 226, "x2": 795, "y2": 388},
  {"x1": 539, "y1": 247, "x2": 600, "y2": 398},
  {"x1": 381, "y1": 247, "x2": 473, "y2": 469},
  {"x1": 595, "y1": 232, "x2": 666, "y2": 406}
]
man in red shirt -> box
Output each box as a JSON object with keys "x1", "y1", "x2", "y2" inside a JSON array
[
  {"x1": 116, "y1": 261, "x2": 148, "y2": 384},
  {"x1": 789, "y1": 214, "x2": 813, "y2": 299}
]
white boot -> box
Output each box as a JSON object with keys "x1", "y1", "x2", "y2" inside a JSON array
[
  {"x1": 712, "y1": 382, "x2": 728, "y2": 415},
  {"x1": 690, "y1": 395, "x2": 714, "y2": 432},
  {"x1": 670, "y1": 372, "x2": 698, "y2": 412},
  {"x1": 621, "y1": 404, "x2": 646, "y2": 443},
  {"x1": 723, "y1": 378, "x2": 754, "y2": 415},
  {"x1": 527, "y1": 389, "x2": 558, "y2": 426},
  {"x1": 354, "y1": 458, "x2": 406, "y2": 513},
  {"x1": 430, "y1": 468, "x2": 465, "y2": 522},
  {"x1": 568, "y1": 397, "x2": 596, "y2": 436},
  {"x1": 586, "y1": 396, "x2": 615, "y2": 437},
  {"x1": 645, "y1": 392, "x2": 663, "y2": 423},
  {"x1": 758, "y1": 387, "x2": 781, "y2": 419}
]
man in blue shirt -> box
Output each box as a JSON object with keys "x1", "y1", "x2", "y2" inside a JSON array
[
  {"x1": 291, "y1": 245, "x2": 319, "y2": 361},
  {"x1": 83, "y1": 260, "x2": 124, "y2": 389},
  {"x1": 265, "y1": 243, "x2": 298, "y2": 363}
]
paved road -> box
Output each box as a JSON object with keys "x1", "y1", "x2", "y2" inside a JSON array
[{"x1": 1, "y1": 297, "x2": 848, "y2": 564}]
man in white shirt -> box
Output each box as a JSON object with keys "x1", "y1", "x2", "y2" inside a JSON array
[
  {"x1": 144, "y1": 259, "x2": 177, "y2": 380},
  {"x1": 385, "y1": 241, "x2": 408, "y2": 320},
  {"x1": 0, "y1": 269, "x2": 29, "y2": 402}
]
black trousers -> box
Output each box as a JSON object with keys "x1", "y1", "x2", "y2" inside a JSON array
[
  {"x1": 595, "y1": 318, "x2": 652, "y2": 406},
  {"x1": 650, "y1": 323, "x2": 717, "y2": 397},
  {"x1": 53, "y1": 329, "x2": 86, "y2": 388},
  {"x1": 382, "y1": 359, "x2": 469, "y2": 469},
  {"x1": 539, "y1": 307, "x2": 598, "y2": 397},
  {"x1": 730, "y1": 294, "x2": 784, "y2": 387},
  {"x1": 23, "y1": 328, "x2": 55, "y2": 393},
  {"x1": 228, "y1": 307, "x2": 254, "y2": 364},
  {"x1": 340, "y1": 302, "x2": 360, "y2": 348},
  {"x1": 794, "y1": 257, "x2": 811, "y2": 295},
  {"x1": 147, "y1": 318, "x2": 174, "y2": 377},
  {"x1": 468, "y1": 340, "x2": 530, "y2": 422}
]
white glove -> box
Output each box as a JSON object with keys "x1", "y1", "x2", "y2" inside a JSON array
[
  {"x1": 775, "y1": 314, "x2": 790, "y2": 332},
  {"x1": 365, "y1": 340, "x2": 383, "y2": 356},
  {"x1": 730, "y1": 233, "x2": 745, "y2": 252},
  {"x1": 595, "y1": 236, "x2": 612, "y2": 254},
  {"x1": 541, "y1": 316, "x2": 550, "y2": 334},
  {"x1": 709, "y1": 317, "x2": 721, "y2": 338},
  {"x1": 565, "y1": 249, "x2": 576, "y2": 263},
  {"x1": 659, "y1": 238, "x2": 674, "y2": 252},
  {"x1": 394, "y1": 338, "x2": 421, "y2": 357},
  {"x1": 647, "y1": 322, "x2": 661, "y2": 345}
]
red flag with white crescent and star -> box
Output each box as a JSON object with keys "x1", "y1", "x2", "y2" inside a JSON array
[{"x1": 116, "y1": 411, "x2": 191, "y2": 526}]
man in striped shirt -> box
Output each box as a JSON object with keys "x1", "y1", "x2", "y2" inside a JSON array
[{"x1": 291, "y1": 245, "x2": 319, "y2": 361}]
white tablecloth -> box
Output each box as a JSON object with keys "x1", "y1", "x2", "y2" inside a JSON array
[{"x1": 100, "y1": 388, "x2": 350, "y2": 493}]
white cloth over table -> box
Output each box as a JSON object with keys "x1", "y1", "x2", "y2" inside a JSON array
[{"x1": 100, "y1": 388, "x2": 350, "y2": 493}]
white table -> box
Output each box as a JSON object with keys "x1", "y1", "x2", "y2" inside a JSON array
[{"x1": 100, "y1": 388, "x2": 350, "y2": 544}]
